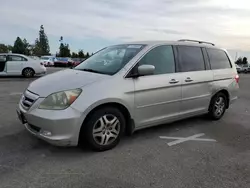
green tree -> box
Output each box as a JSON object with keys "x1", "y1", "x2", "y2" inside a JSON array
[
  {"x1": 39, "y1": 25, "x2": 50, "y2": 55},
  {"x1": 86, "y1": 52, "x2": 90, "y2": 58},
  {"x1": 33, "y1": 25, "x2": 50, "y2": 56},
  {"x1": 235, "y1": 57, "x2": 243, "y2": 65},
  {"x1": 59, "y1": 43, "x2": 71, "y2": 57},
  {"x1": 12, "y1": 37, "x2": 25, "y2": 54},
  {"x1": 0, "y1": 44, "x2": 9, "y2": 53},
  {"x1": 71, "y1": 52, "x2": 78, "y2": 58},
  {"x1": 242, "y1": 57, "x2": 248, "y2": 65},
  {"x1": 23, "y1": 38, "x2": 31, "y2": 55},
  {"x1": 78, "y1": 50, "x2": 85, "y2": 58},
  {"x1": 58, "y1": 36, "x2": 70, "y2": 57},
  {"x1": 32, "y1": 38, "x2": 42, "y2": 56}
]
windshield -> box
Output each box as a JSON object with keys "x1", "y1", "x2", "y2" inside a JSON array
[{"x1": 74, "y1": 44, "x2": 145, "y2": 75}]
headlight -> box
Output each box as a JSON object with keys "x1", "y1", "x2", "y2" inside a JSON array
[{"x1": 39, "y1": 89, "x2": 82, "y2": 110}]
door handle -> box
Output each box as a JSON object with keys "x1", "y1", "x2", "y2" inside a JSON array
[
  {"x1": 185, "y1": 77, "x2": 193, "y2": 82},
  {"x1": 169, "y1": 79, "x2": 179, "y2": 84}
]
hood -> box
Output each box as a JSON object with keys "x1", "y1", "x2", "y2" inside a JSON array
[{"x1": 28, "y1": 69, "x2": 110, "y2": 97}]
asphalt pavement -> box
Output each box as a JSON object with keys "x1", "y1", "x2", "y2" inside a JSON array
[{"x1": 1, "y1": 69, "x2": 250, "y2": 188}]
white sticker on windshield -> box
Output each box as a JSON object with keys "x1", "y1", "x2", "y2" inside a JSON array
[{"x1": 127, "y1": 45, "x2": 142, "y2": 49}]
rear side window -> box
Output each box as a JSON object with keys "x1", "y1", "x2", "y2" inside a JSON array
[
  {"x1": 8, "y1": 55, "x2": 27, "y2": 61},
  {"x1": 177, "y1": 46, "x2": 205, "y2": 72},
  {"x1": 206, "y1": 49, "x2": 232, "y2": 70}
]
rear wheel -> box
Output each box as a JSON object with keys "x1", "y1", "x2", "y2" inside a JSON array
[
  {"x1": 22, "y1": 68, "x2": 35, "y2": 78},
  {"x1": 208, "y1": 93, "x2": 227, "y2": 120},
  {"x1": 80, "y1": 107, "x2": 125, "y2": 151}
]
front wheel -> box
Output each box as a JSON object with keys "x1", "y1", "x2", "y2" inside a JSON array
[
  {"x1": 208, "y1": 93, "x2": 227, "y2": 120},
  {"x1": 81, "y1": 107, "x2": 125, "y2": 151}
]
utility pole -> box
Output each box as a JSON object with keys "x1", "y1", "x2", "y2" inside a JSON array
[{"x1": 235, "y1": 52, "x2": 238, "y2": 62}]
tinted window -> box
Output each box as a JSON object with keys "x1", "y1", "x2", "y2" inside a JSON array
[
  {"x1": 177, "y1": 46, "x2": 205, "y2": 72},
  {"x1": 9, "y1": 55, "x2": 26, "y2": 61},
  {"x1": 207, "y1": 49, "x2": 232, "y2": 69},
  {"x1": 138, "y1": 45, "x2": 175, "y2": 75}
]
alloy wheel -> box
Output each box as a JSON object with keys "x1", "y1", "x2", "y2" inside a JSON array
[
  {"x1": 92, "y1": 114, "x2": 120, "y2": 146},
  {"x1": 24, "y1": 69, "x2": 34, "y2": 77},
  {"x1": 214, "y1": 96, "x2": 225, "y2": 117}
]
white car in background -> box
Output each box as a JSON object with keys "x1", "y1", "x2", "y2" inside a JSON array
[
  {"x1": 242, "y1": 64, "x2": 250, "y2": 73},
  {"x1": 235, "y1": 64, "x2": 243, "y2": 73},
  {"x1": 0, "y1": 53, "x2": 46, "y2": 77},
  {"x1": 40, "y1": 56, "x2": 56, "y2": 67}
]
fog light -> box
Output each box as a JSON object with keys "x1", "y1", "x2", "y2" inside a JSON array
[{"x1": 40, "y1": 130, "x2": 52, "y2": 136}]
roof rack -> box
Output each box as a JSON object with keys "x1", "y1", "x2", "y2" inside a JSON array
[{"x1": 178, "y1": 39, "x2": 215, "y2": 46}]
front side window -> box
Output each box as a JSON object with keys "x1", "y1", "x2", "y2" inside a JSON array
[
  {"x1": 177, "y1": 46, "x2": 205, "y2": 72},
  {"x1": 74, "y1": 44, "x2": 145, "y2": 75},
  {"x1": 8, "y1": 55, "x2": 26, "y2": 61},
  {"x1": 138, "y1": 45, "x2": 176, "y2": 75},
  {"x1": 207, "y1": 48, "x2": 232, "y2": 70}
]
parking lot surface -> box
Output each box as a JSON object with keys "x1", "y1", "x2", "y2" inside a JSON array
[{"x1": 1, "y1": 69, "x2": 250, "y2": 188}]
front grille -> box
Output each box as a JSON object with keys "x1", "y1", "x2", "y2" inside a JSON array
[
  {"x1": 21, "y1": 90, "x2": 39, "y2": 110},
  {"x1": 22, "y1": 96, "x2": 34, "y2": 107}
]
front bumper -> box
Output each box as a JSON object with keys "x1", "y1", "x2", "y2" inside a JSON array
[{"x1": 17, "y1": 98, "x2": 83, "y2": 146}]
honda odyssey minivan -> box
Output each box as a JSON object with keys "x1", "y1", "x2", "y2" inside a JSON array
[{"x1": 17, "y1": 39, "x2": 239, "y2": 151}]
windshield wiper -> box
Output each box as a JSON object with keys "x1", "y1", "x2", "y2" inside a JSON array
[{"x1": 79, "y1": 68, "x2": 104, "y2": 74}]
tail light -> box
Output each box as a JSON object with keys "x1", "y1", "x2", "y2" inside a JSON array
[{"x1": 235, "y1": 74, "x2": 239, "y2": 83}]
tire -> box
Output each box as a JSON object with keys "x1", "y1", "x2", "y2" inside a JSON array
[
  {"x1": 208, "y1": 93, "x2": 227, "y2": 120},
  {"x1": 81, "y1": 107, "x2": 126, "y2": 151},
  {"x1": 22, "y1": 68, "x2": 35, "y2": 78}
]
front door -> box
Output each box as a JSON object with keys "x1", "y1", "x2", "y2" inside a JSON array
[
  {"x1": 176, "y1": 45, "x2": 213, "y2": 116},
  {"x1": 0, "y1": 55, "x2": 7, "y2": 73},
  {"x1": 6, "y1": 55, "x2": 25, "y2": 74},
  {"x1": 133, "y1": 45, "x2": 182, "y2": 128}
]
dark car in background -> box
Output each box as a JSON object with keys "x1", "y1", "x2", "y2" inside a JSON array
[
  {"x1": 54, "y1": 57, "x2": 74, "y2": 67},
  {"x1": 71, "y1": 58, "x2": 85, "y2": 67}
]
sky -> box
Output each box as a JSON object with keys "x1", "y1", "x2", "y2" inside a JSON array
[{"x1": 0, "y1": 0, "x2": 250, "y2": 59}]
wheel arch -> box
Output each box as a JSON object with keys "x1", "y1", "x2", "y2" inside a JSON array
[
  {"x1": 22, "y1": 67, "x2": 35, "y2": 75},
  {"x1": 210, "y1": 89, "x2": 230, "y2": 109},
  {"x1": 78, "y1": 102, "x2": 135, "y2": 144}
]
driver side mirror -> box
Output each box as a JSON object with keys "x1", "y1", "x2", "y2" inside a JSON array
[{"x1": 138, "y1": 64, "x2": 155, "y2": 76}]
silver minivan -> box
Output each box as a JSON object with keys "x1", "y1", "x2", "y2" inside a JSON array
[{"x1": 17, "y1": 40, "x2": 239, "y2": 151}]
